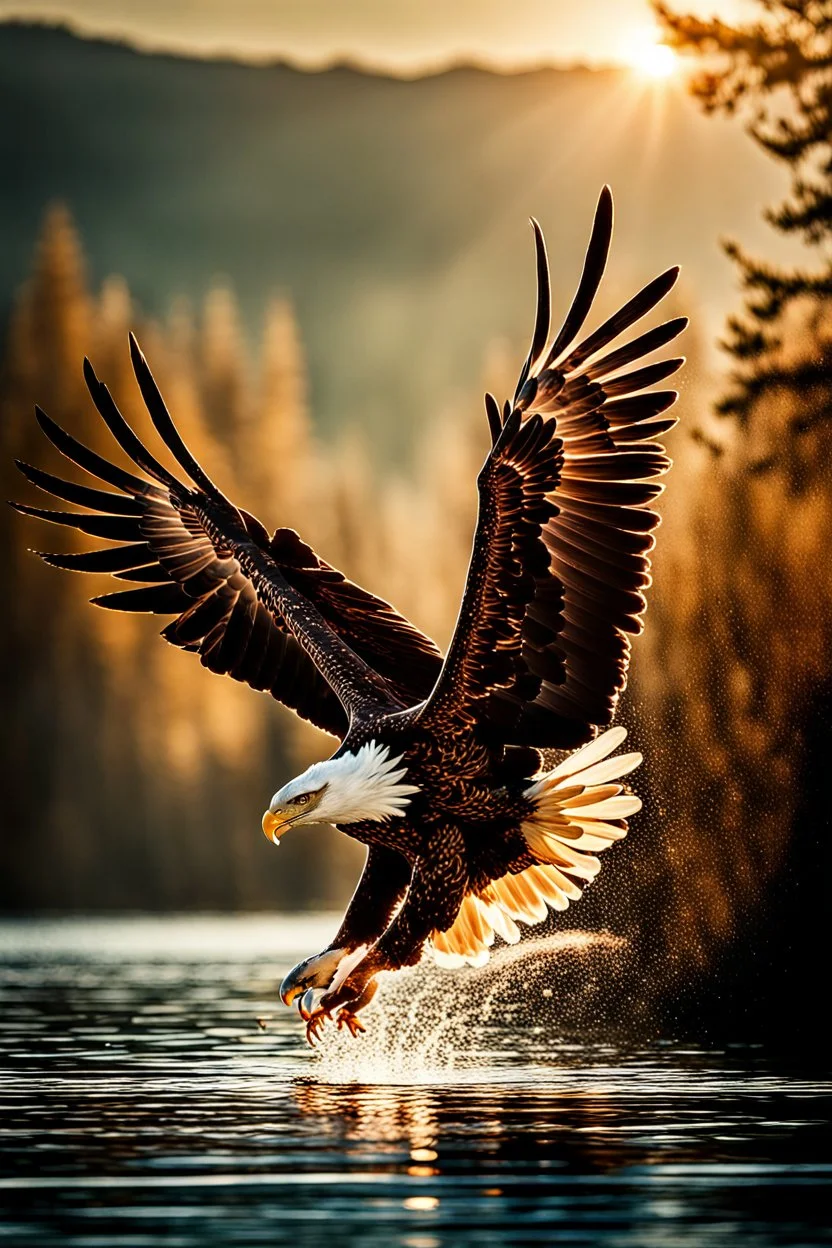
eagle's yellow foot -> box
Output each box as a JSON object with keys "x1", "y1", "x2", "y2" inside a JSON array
[
  {"x1": 305, "y1": 1008, "x2": 330, "y2": 1047},
  {"x1": 336, "y1": 1008, "x2": 365, "y2": 1038}
]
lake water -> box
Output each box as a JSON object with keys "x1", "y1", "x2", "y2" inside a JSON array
[{"x1": 0, "y1": 915, "x2": 830, "y2": 1246}]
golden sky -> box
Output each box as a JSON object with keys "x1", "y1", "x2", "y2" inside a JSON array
[{"x1": 0, "y1": 0, "x2": 754, "y2": 72}]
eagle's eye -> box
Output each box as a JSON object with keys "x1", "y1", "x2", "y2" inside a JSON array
[{"x1": 295, "y1": 793, "x2": 312, "y2": 806}]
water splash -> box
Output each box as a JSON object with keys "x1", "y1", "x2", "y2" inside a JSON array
[{"x1": 313, "y1": 929, "x2": 628, "y2": 1084}]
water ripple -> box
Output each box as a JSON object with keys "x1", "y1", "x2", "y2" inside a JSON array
[{"x1": 0, "y1": 915, "x2": 830, "y2": 1247}]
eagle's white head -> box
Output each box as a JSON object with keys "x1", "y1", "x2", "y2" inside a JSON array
[{"x1": 261, "y1": 741, "x2": 420, "y2": 844}]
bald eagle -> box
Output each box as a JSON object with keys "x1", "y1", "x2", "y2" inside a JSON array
[{"x1": 13, "y1": 188, "x2": 684, "y2": 1043}]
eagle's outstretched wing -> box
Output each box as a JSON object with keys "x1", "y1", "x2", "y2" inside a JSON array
[
  {"x1": 421, "y1": 187, "x2": 684, "y2": 749},
  {"x1": 12, "y1": 336, "x2": 442, "y2": 738}
]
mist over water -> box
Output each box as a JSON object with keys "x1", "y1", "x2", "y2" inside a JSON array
[{"x1": 1, "y1": 915, "x2": 830, "y2": 1246}]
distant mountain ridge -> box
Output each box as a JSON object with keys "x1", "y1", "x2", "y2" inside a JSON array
[
  {"x1": 0, "y1": 16, "x2": 596, "y2": 78},
  {"x1": 0, "y1": 21, "x2": 785, "y2": 453}
]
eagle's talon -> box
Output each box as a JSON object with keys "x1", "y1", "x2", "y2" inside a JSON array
[
  {"x1": 320, "y1": 967, "x2": 381, "y2": 1020},
  {"x1": 336, "y1": 1008, "x2": 366, "y2": 1037},
  {"x1": 319, "y1": 979, "x2": 363, "y2": 1017},
  {"x1": 305, "y1": 1008, "x2": 329, "y2": 1046}
]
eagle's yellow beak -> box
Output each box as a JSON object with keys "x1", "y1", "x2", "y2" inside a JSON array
[{"x1": 262, "y1": 809, "x2": 292, "y2": 845}]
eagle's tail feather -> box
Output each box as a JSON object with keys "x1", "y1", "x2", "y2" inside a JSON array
[
  {"x1": 430, "y1": 727, "x2": 641, "y2": 969},
  {"x1": 522, "y1": 726, "x2": 641, "y2": 872}
]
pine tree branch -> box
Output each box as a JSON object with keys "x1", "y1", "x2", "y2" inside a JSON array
[
  {"x1": 766, "y1": 184, "x2": 832, "y2": 241},
  {"x1": 717, "y1": 351, "x2": 832, "y2": 422},
  {"x1": 655, "y1": 0, "x2": 832, "y2": 434}
]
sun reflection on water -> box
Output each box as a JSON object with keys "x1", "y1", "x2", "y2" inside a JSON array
[{"x1": 1, "y1": 916, "x2": 831, "y2": 1247}]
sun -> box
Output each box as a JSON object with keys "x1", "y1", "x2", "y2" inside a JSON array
[{"x1": 628, "y1": 40, "x2": 678, "y2": 79}]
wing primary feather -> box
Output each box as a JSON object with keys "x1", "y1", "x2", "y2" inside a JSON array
[
  {"x1": 609, "y1": 418, "x2": 678, "y2": 446},
  {"x1": 484, "y1": 393, "x2": 503, "y2": 446},
  {"x1": 33, "y1": 406, "x2": 159, "y2": 497},
  {"x1": 9, "y1": 501, "x2": 142, "y2": 541},
  {"x1": 584, "y1": 317, "x2": 688, "y2": 382},
  {"x1": 604, "y1": 391, "x2": 678, "y2": 425},
  {"x1": 514, "y1": 218, "x2": 551, "y2": 402},
  {"x1": 601, "y1": 357, "x2": 684, "y2": 398},
  {"x1": 91, "y1": 584, "x2": 189, "y2": 614},
  {"x1": 542, "y1": 186, "x2": 614, "y2": 370},
  {"x1": 112, "y1": 566, "x2": 172, "y2": 583},
  {"x1": 35, "y1": 543, "x2": 156, "y2": 573},
  {"x1": 128, "y1": 333, "x2": 223, "y2": 500},
  {"x1": 562, "y1": 267, "x2": 681, "y2": 374},
  {"x1": 82, "y1": 357, "x2": 183, "y2": 491},
  {"x1": 15, "y1": 460, "x2": 143, "y2": 516}
]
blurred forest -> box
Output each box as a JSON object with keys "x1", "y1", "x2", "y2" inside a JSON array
[
  {"x1": 646, "y1": 0, "x2": 832, "y2": 1029},
  {"x1": 0, "y1": 207, "x2": 503, "y2": 912},
  {"x1": 1, "y1": 3, "x2": 831, "y2": 1038}
]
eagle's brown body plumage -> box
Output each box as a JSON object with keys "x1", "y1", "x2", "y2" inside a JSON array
[{"x1": 13, "y1": 188, "x2": 683, "y2": 1041}]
